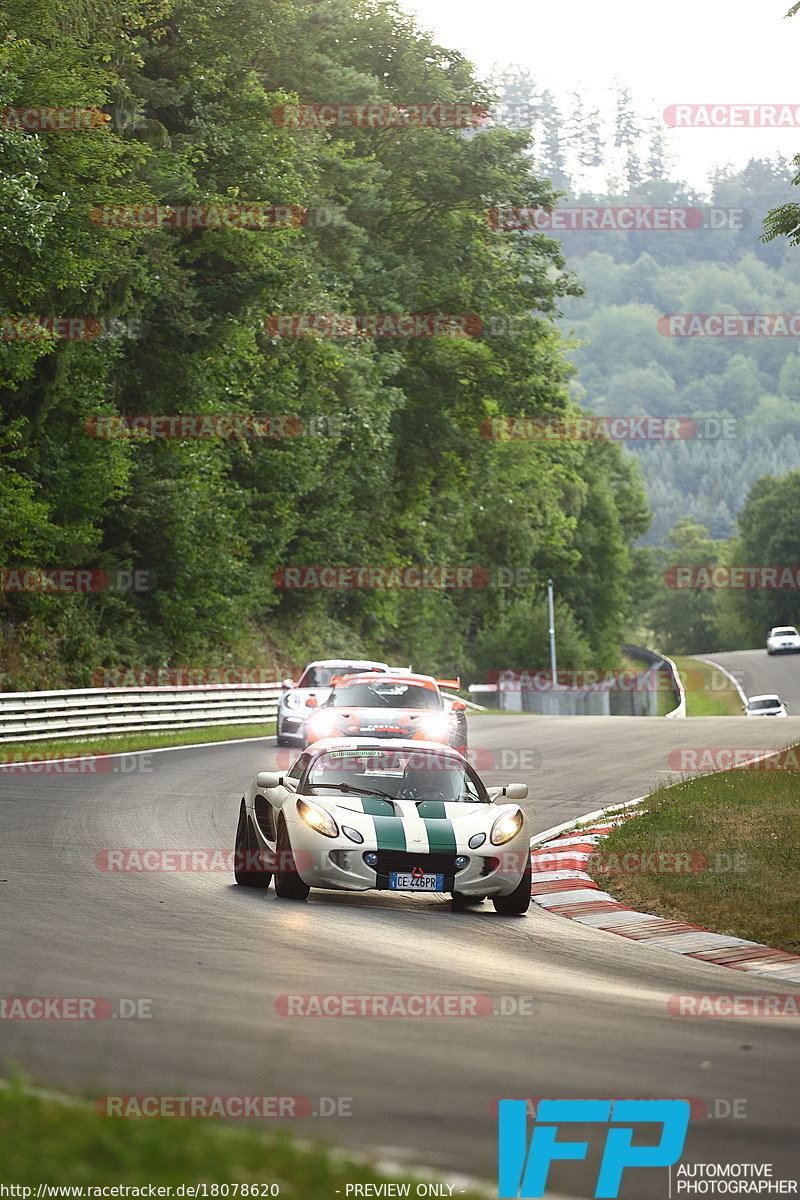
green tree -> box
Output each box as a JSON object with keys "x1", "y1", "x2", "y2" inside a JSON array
[{"x1": 645, "y1": 518, "x2": 724, "y2": 654}]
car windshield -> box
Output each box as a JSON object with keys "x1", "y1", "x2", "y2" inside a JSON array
[
  {"x1": 773, "y1": 629, "x2": 798, "y2": 637},
  {"x1": 304, "y1": 748, "x2": 487, "y2": 803},
  {"x1": 749, "y1": 698, "x2": 780, "y2": 710},
  {"x1": 298, "y1": 665, "x2": 382, "y2": 688},
  {"x1": 326, "y1": 681, "x2": 441, "y2": 710}
]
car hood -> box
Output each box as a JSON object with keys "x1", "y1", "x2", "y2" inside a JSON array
[{"x1": 302, "y1": 792, "x2": 504, "y2": 827}]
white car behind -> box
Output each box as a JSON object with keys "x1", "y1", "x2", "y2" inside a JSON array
[
  {"x1": 743, "y1": 694, "x2": 788, "y2": 717},
  {"x1": 277, "y1": 658, "x2": 392, "y2": 745},
  {"x1": 766, "y1": 626, "x2": 800, "y2": 654}
]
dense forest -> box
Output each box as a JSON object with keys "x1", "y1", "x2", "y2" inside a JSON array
[
  {"x1": 489, "y1": 68, "x2": 800, "y2": 546},
  {"x1": 0, "y1": 0, "x2": 653, "y2": 687},
  {"x1": 482, "y1": 69, "x2": 800, "y2": 655},
  {"x1": 4, "y1": 4, "x2": 800, "y2": 684}
]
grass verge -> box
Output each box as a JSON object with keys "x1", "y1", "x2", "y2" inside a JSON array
[
  {"x1": 671, "y1": 655, "x2": 742, "y2": 717},
  {"x1": 0, "y1": 1078, "x2": 489, "y2": 1196},
  {"x1": 588, "y1": 752, "x2": 800, "y2": 953},
  {"x1": 0, "y1": 723, "x2": 275, "y2": 764}
]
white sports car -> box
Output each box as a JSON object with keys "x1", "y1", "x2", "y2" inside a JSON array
[
  {"x1": 234, "y1": 738, "x2": 531, "y2": 914},
  {"x1": 276, "y1": 658, "x2": 391, "y2": 745},
  {"x1": 766, "y1": 626, "x2": 800, "y2": 655}
]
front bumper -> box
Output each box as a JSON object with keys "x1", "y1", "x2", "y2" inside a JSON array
[
  {"x1": 305, "y1": 723, "x2": 465, "y2": 750},
  {"x1": 283, "y1": 812, "x2": 527, "y2": 895},
  {"x1": 278, "y1": 712, "x2": 307, "y2": 742}
]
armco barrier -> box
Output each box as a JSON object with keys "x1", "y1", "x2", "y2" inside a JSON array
[
  {"x1": 624, "y1": 643, "x2": 685, "y2": 718},
  {"x1": 0, "y1": 684, "x2": 283, "y2": 743}
]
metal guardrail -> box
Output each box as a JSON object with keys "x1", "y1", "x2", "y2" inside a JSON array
[
  {"x1": 0, "y1": 684, "x2": 283, "y2": 743},
  {"x1": 661, "y1": 654, "x2": 686, "y2": 718},
  {"x1": 624, "y1": 643, "x2": 685, "y2": 718}
]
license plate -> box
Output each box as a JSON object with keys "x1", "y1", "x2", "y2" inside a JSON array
[{"x1": 389, "y1": 872, "x2": 444, "y2": 891}]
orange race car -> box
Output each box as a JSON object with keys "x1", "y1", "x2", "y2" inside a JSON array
[{"x1": 302, "y1": 672, "x2": 468, "y2": 753}]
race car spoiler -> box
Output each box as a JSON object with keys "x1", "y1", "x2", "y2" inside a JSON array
[{"x1": 436, "y1": 677, "x2": 461, "y2": 690}]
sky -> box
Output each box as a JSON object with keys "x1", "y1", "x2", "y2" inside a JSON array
[{"x1": 398, "y1": 0, "x2": 800, "y2": 191}]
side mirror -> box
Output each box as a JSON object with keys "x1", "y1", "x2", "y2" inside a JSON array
[
  {"x1": 281, "y1": 678, "x2": 295, "y2": 689},
  {"x1": 450, "y1": 699, "x2": 467, "y2": 711},
  {"x1": 256, "y1": 771, "x2": 282, "y2": 789},
  {"x1": 305, "y1": 695, "x2": 318, "y2": 708},
  {"x1": 504, "y1": 782, "x2": 528, "y2": 800}
]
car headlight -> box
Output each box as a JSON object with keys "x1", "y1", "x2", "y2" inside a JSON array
[
  {"x1": 296, "y1": 798, "x2": 339, "y2": 838},
  {"x1": 421, "y1": 714, "x2": 452, "y2": 739},
  {"x1": 308, "y1": 712, "x2": 338, "y2": 738},
  {"x1": 284, "y1": 692, "x2": 303, "y2": 709},
  {"x1": 490, "y1": 808, "x2": 524, "y2": 845}
]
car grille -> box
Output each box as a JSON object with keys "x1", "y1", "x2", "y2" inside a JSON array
[{"x1": 366, "y1": 850, "x2": 460, "y2": 875}]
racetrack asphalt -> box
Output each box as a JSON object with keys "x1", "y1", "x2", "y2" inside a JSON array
[{"x1": 2, "y1": 705, "x2": 799, "y2": 1198}]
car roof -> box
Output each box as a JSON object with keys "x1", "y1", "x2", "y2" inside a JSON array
[
  {"x1": 331, "y1": 672, "x2": 439, "y2": 689},
  {"x1": 305, "y1": 659, "x2": 389, "y2": 669},
  {"x1": 747, "y1": 694, "x2": 782, "y2": 703},
  {"x1": 770, "y1": 626, "x2": 798, "y2": 633}
]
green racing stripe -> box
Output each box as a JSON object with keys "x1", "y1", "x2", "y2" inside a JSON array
[
  {"x1": 421, "y1": 814, "x2": 457, "y2": 853},
  {"x1": 359, "y1": 796, "x2": 395, "y2": 817},
  {"x1": 371, "y1": 814, "x2": 407, "y2": 851}
]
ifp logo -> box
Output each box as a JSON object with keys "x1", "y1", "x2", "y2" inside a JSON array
[{"x1": 498, "y1": 1098, "x2": 690, "y2": 1198}]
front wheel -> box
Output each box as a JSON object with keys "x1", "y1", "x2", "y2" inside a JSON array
[
  {"x1": 273, "y1": 816, "x2": 310, "y2": 899},
  {"x1": 492, "y1": 864, "x2": 531, "y2": 915},
  {"x1": 234, "y1": 801, "x2": 272, "y2": 888}
]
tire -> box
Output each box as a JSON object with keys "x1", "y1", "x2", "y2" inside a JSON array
[
  {"x1": 451, "y1": 892, "x2": 487, "y2": 909},
  {"x1": 234, "y1": 801, "x2": 272, "y2": 888},
  {"x1": 273, "y1": 815, "x2": 310, "y2": 899},
  {"x1": 492, "y1": 864, "x2": 532, "y2": 915}
]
